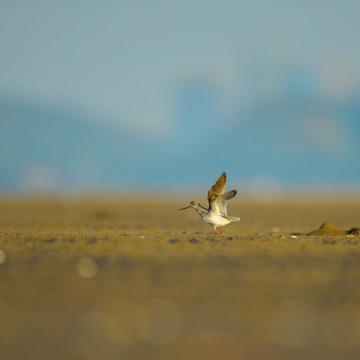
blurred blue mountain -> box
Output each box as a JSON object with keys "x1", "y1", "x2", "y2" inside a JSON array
[
  {"x1": 1, "y1": 73, "x2": 360, "y2": 193},
  {"x1": 0, "y1": 97, "x2": 153, "y2": 190}
]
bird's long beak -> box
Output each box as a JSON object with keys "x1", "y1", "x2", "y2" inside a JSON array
[{"x1": 178, "y1": 205, "x2": 191, "y2": 210}]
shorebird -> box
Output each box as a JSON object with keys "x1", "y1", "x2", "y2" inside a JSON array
[{"x1": 179, "y1": 172, "x2": 240, "y2": 235}]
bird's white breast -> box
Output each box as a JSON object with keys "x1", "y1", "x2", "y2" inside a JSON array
[{"x1": 204, "y1": 213, "x2": 231, "y2": 227}]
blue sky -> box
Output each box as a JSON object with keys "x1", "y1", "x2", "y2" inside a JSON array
[{"x1": 1, "y1": 1, "x2": 360, "y2": 193}]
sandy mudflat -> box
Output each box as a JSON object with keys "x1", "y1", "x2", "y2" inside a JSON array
[{"x1": 0, "y1": 195, "x2": 360, "y2": 360}]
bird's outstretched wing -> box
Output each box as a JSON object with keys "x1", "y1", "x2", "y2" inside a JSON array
[
  {"x1": 208, "y1": 172, "x2": 237, "y2": 215},
  {"x1": 210, "y1": 190, "x2": 237, "y2": 215},
  {"x1": 208, "y1": 172, "x2": 227, "y2": 199}
]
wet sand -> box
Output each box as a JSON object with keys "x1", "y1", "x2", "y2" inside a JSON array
[{"x1": 0, "y1": 195, "x2": 360, "y2": 360}]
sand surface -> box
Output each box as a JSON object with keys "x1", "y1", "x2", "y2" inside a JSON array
[{"x1": 0, "y1": 196, "x2": 360, "y2": 360}]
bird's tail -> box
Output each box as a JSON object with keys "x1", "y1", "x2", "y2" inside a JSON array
[{"x1": 227, "y1": 216, "x2": 241, "y2": 222}]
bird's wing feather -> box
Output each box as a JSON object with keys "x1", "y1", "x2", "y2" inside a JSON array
[
  {"x1": 208, "y1": 172, "x2": 227, "y2": 196},
  {"x1": 208, "y1": 172, "x2": 227, "y2": 209},
  {"x1": 210, "y1": 190, "x2": 237, "y2": 215}
]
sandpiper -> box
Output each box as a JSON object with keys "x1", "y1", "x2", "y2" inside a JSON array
[{"x1": 179, "y1": 172, "x2": 240, "y2": 235}]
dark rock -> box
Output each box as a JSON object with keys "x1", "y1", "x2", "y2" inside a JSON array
[{"x1": 348, "y1": 228, "x2": 360, "y2": 236}]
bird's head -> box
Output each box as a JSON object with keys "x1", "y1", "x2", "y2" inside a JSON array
[{"x1": 178, "y1": 200, "x2": 198, "y2": 210}]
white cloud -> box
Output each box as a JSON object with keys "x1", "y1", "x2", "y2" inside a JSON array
[
  {"x1": 302, "y1": 115, "x2": 348, "y2": 153},
  {"x1": 320, "y1": 58, "x2": 359, "y2": 101},
  {"x1": 19, "y1": 164, "x2": 60, "y2": 191}
]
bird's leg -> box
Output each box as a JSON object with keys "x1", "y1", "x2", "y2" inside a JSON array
[
  {"x1": 211, "y1": 228, "x2": 217, "y2": 236},
  {"x1": 220, "y1": 227, "x2": 223, "y2": 235}
]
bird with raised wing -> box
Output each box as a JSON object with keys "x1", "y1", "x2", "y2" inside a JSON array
[{"x1": 179, "y1": 172, "x2": 240, "y2": 235}]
